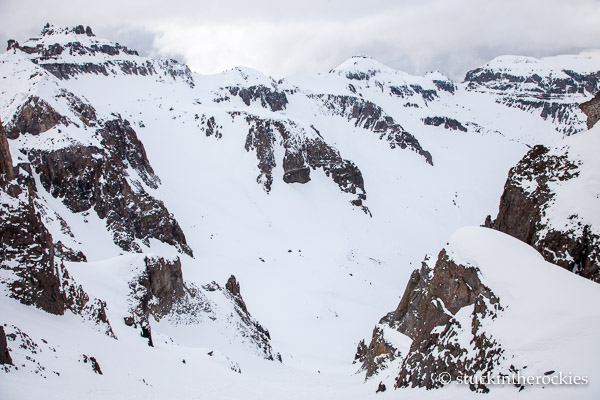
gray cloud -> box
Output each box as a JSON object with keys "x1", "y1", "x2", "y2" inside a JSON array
[{"x1": 1, "y1": 0, "x2": 599, "y2": 80}]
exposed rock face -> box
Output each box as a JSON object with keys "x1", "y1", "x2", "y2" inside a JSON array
[
  {"x1": 241, "y1": 113, "x2": 368, "y2": 211},
  {"x1": 224, "y1": 275, "x2": 274, "y2": 360},
  {"x1": 125, "y1": 260, "x2": 275, "y2": 359},
  {"x1": 5, "y1": 90, "x2": 99, "y2": 140},
  {"x1": 59, "y1": 261, "x2": 116, "y2": 338},
  {"x1": 0, "y1": 120, "x2": 14, "y2": 184},
  {"x1": 464, "y1": 62, "x2": 600, "y2": 135},
  {"x1": 27, "y1": 117, "x2": 192, "y2": 256},
  {"x1": 243, "y1": 115, "x2": 278, "y2": 193},
  {"x1": 490, "y1": 144, "x2": 599, "y2": 282},
  {"x1": 422, "y1": 116, "x2": 467, "y2": 132},
  {"x1": 228, "y1": 85, "x2": 288, "y2": 111},
  {"x1": 465, "y1": 67, "x2": 600, "y2": 96},
  {"x1": 433, "y1": 79, "x2": 456, "y2": 94},
  {"x1": 42, "y1": 57, "x2": 195, "y2": 88},
  {"x1": 0, "y1": 167, "x2": 65, "y2": 315},
  {"x1": 54, "y1": 240, "x2": 87, "y2": 262},
  {"x1": 0, "y1": 326, "x2": 13, "y2": 365},
  {"x1": 5, "y1": 96, "x2": 68, "y2": 139},
  {"x1": 387, "y1": 84, "x2": 438, "y2": 103},
  {"x1": 81, "y1": 354, "x2": 103, "y2": 375},
  {"x1": 125, "y1": 256, "x2": 186, "y2": 346},
  {"x1": 10, "y1": 24, "x2": 194, "y2": 87},
  {"x1": 198, "y1": 115, "x2": 223, "y2": 139},
  {"x1": 315, "y1": 94, "x2": 433, "y2": 165},
  {"x1": 359, "y1": 251, "x2": 504, "y2": 392},
  {"x1": 579, "y1": 91, "x2": 600, "y2": 128},
  {"x1": 354, "y1": 326, "x2": 400, "y2": 378},
  {"x1": 0, "y1": 164, "x2": 116, "y2": 338},
  {"x1": 225, "y1": 275, "x2": 249, "y2": 313}
]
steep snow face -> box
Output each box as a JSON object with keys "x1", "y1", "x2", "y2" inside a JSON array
[
  {"x1": 1, "y1": 24, "x2": 600, "y2": 400},
  {"x1": 359, "y1": 227, "x2": 600, "y2": 397},
  {"x1": 332, "y1": 55, "x2": 418, "y2": 81},
  {"x1": 491, "y1": 123, "x2": 600, "y2": 282},
  {"x1": 543, "y1": 124, "x2": 600, "y2": 231},
  {"x1": 447, "y1": 227, "x2": 600, "y2": 386}
]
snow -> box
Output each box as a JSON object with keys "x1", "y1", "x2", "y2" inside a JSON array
[
  {"x1": 197, "y1": 66, "x2": 277, "y2": 88},
  {"x1": 542, "y1": 123, "x2": 600, "y2": 235},
  {"x1": 446, "y1": 227, "x2": 600, "y2": 396},
  {"x1": 332, "y1": 55, "x2": 400, "y2": 76},
  {"x1": 481, "y1": 55, "x2": 600, "y2": 77},
  {"x1": 1, "y1": 25, "x2": 600, "y2": 399}
]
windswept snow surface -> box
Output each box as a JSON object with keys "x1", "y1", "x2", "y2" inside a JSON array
[
  {"x1": 1, "y1": 29, "x2": 600, "y2": 399},
  {"x1": 445, "y1": 227, "x2": 600, "y2": 399},
  {"x1": 541, "y1": 123, "x2": 600, "y2": 236}
]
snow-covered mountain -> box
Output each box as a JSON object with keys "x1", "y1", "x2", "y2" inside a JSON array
[
  {"x1": 357, "y1": 226, "x2": 600, "y2": 394},
  {"x1": 1, "y1": 24, "x2": 600, "y2": 399}
]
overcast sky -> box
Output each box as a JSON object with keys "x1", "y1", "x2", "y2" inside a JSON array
[{"x1": 1, "y1": 0, "x2": 599, "y2": 80}]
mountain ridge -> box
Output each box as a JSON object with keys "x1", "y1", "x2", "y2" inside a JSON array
[{"x1": 1, "y1": 23, "x2": 600, "y2": 399}]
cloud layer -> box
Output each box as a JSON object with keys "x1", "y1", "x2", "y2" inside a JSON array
[{"x1": 1, "y1": 0, "x2": 599, "y2": 80}]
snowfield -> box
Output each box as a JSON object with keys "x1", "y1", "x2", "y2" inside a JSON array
[{"x1": 1, "y1": 25, "x2": 600, "y2": 399}]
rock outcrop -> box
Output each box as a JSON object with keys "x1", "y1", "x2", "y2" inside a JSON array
[
  {"x1": 358, "y1": 251, "x2": 504, "y2": 392},
  {"x1": 27, "y1": 117, "x2": 192, "y2": 256},
  {"x1": 486, "y1": 93, "x2": 600, "y2": 283},
  {"x1": 1, "y1": 121, "x2": 116, "y2": 337},
  {"x1": 579, "y1": 91, "x2": 600, "y2": 128},
  {"x1": 0, "y1": 119, "x2": 15, "y2": 185},
  {"x1": 489, "y1": 144, "x2": 599, "y2": 282},
  {"x1": 354, "y1": 326, "x2": 400, "y2": 378},
  {"x1": 240, "y1": 113, "x2": 368, "y2": 211},
  {"x1": 0, "y1": 164, "x2": 65, "y2": 315},
  {"x1": 0, "y1": 168, "x2": 116, "y2": 336},
  {"x1": 4, "y1": 97, "x2": 68, "y2": 139},
  {"x1": 422, "y1": 116, "x2": 467, "y2": 132},
  {"x1": 464, "y1": 57, "x2": 600, "y2": 135},
  {"x1": 125, "y1": 256, "x2": 187, "y2": 346},
  {"x1": 125, "y1": 259, "x2": 275, "y2": 359},
  {"x1": 315, "y1": 94, "x2": 433, "y2": 165},
  {"x1": 228, "y1": 85, "x2": 288, "y2": 111},
  {"x1": 9, "y1": 24, "x2": 194, "y2": 87},
  {"x1": 224, "y1": 275, "x2": 274, "y2": 360},
  {"x1": 0, "y1": 326, "x2": 12, "y2": 365}
]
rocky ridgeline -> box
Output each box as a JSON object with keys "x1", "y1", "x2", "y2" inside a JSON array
[
  {"x1": 227, "y1": 85, "x2": 289, "y2": 112},
  {"x1": 238, "y1": 112, "x2": 369, "y2": 212},
  {"x1": 4, "y1": 87, "x2": 192, "y2": 256},
  {"x1": 223, "y1": 275, "x2": 277, "y2": 360},
  {"x1": 464, "y1": 60, "x2": 600, "y2": 135},
  {"x1": 315, "y1": 94, "x2": 433, "y2": 165},
  {"x1": 29, "y1": 118, "x2": 192, "y2": 256},
  {"x1": 390, "y1": 84, "x2": 439, "y2": 104},
  {"x1": 485, "y1": 92, "x2": 600, "y2": 283},
  {"x1": 7, "y1": 24, "x2": 194, "y2": 87},
  {"x1": 422, "y1": 116, "x2": 468, "y2": 132},
  {"x1": 125, "y1": 257, "x2": 275, "y2": 359},
  {"x1": 0, "y1": 119, "x2": 115, "y2": 337},
  {"x1": 356, "y1": 250, "x2": 505, "y2": 392},
  {"x1": 487, "y1": 144, "x2": 599, "y2": 282},
  {"x1": 357, "y1": 92, "x2": 600, "y2": 391}
]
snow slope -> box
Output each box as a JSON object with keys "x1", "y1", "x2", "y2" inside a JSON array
[
  {"x1": 1, "y1": 25, "x2": 600, "y2": 399},
  {"x1": 447, "y1": 227, "x2": 600, "y2": 397}
]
